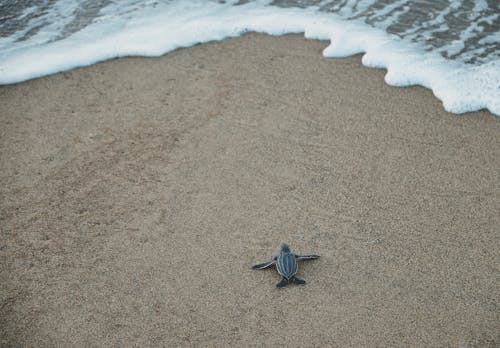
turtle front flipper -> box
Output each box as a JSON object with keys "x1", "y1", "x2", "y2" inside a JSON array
[
  {"x1": 276, "y1": 277, "x2": 289, "y2": 288},
  {"x1": 296, "y1": 254, "x2": 320, "y2": 260},
  {"x1": 251, "y1": 259, "x2": 276, "y2": 270}
]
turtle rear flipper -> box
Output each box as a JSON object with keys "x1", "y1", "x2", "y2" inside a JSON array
[
  {"x1": 291, "y1": 276, "x2": 306, "y2": 285},
  {"x1": 296, "y1": 254, "x2": 320, "y2": 260},
  {"x1": 276, "y1": 278, "x2": 289, "y2": 288}
]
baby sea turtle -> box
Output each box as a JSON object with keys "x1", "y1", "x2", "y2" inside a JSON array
[{"x1": 252, "y1": 243, "x2": 320, "y2": 288}]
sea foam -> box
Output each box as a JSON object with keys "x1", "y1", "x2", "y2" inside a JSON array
[{"x1": 0, "y1": 0, "x2": 498, "y2": 116}]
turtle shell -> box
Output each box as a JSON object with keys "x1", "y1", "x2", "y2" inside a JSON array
[{"x1": 276, "y1": 252, "x2": 297, "y2": 279}]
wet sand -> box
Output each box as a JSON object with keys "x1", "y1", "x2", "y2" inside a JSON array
[{"x1": 1, "y1": 34, "x2": 499, "y2": 347}]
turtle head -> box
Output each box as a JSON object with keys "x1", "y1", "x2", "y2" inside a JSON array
[{"x1": 280, "y1": 242, "x2": 290, "y2": 253}]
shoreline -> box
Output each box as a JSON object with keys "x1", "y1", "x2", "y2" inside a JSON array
[{"x1": 1, "y1": 34, "x2": 498, "y2": 347}]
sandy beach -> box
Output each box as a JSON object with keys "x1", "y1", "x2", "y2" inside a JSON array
[{"x1": 1, "y1": 34, "x2": 498, "y2": 347}]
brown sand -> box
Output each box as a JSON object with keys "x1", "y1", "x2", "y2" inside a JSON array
[{"x1": 1, "y1": 34, "x2": 499, "y2": 347}]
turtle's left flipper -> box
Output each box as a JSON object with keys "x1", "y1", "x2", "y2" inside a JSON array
[
  {"x1": 276, "y1": 278, "x2": 289, "y2": 288},
  {"x1": 251, "y1": 259, "x2": 276, "y2": 270},
  {"x1": 296, "y1": 254, "x2": 320, "y2": 260}
]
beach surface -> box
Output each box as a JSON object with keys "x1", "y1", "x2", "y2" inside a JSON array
[{"x1": 1, "y1": 34, "x2": 498, "y2": 347}]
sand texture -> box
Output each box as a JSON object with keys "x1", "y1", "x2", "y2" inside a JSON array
[{"x1": 1, "y1": 34, "x2": 499, "y2": 347}]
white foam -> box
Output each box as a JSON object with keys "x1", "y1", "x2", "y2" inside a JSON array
[{"x1": 0, "y1": 0, "x2": 498, "y2": 116}]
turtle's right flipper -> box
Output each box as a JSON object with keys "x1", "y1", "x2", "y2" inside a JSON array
[
  {"x1": 251, "y1": 260, "x2": 276, "y2": 270},
  {"x1": 291, "y1": 277, "x2": 306, "y2": 285},
  {"x1": 296, "y1": 254, "x2": 320, "y2": 260},
  {"x1": 276, "y1": 278, "x2": 289, "y2": 288}
]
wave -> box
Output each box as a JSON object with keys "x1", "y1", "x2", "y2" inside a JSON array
[{"x1": 0, "y1": 0, "x2": 498, "y2": 115}]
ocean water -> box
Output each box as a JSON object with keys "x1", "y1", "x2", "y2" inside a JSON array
[{"x1": 0, "y1": 0, "x2": 499, "y2": 115}]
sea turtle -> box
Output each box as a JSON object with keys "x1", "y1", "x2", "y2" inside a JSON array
[{"x1": 252, "y1": 243, "x2": 320, "y2": 288}]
